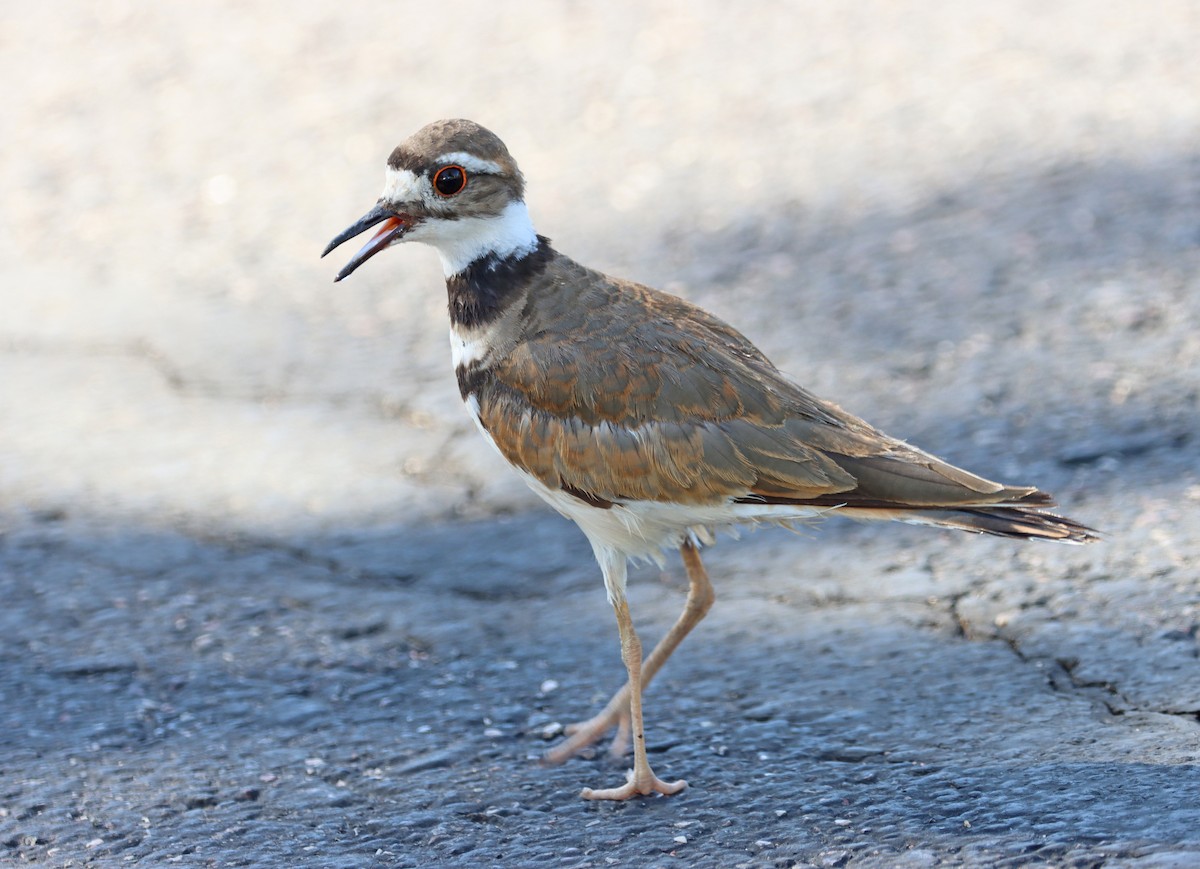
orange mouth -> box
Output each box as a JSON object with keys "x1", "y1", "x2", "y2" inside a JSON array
[{"x1": 322, "y1": 208, "x2": 412, "y2": 282}]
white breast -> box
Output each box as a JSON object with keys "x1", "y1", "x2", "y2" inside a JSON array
[{"x1": 450, "y1": 326, "x2": 491, "y2": 369}]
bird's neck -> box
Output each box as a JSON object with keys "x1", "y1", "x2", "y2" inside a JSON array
[
  {"x1": 435, "y1": 199, "x2": 538, "y2": 277},
  {"x1": 445, "y1": 232, "x2": 553, "y2": 332},
  {"x1": 442, "y1": 201, "x2": 556, "y2": 397}
]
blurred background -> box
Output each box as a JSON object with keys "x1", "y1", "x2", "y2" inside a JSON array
[
  {"x1": 3, "y1": 2, "x2": 1200, "y2": 864},
  {"x1": 3, "y1": 0, "x2": 1197, "y2": 537}
]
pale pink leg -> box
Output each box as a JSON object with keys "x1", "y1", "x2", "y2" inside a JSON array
[
  {"x1": 579, "y1": 592, "x2": 687, "y2": 800},
  {"x1": 546, "y1": 540, "x2": 715, "y2": 769}
]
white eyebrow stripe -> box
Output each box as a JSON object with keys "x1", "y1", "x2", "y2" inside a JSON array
[{"x1": 435, "y1": 151, "x2": 502, "y2": 174}]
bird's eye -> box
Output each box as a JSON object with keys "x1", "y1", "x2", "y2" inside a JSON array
[{"x1": 433, "y1": 165, "x2": 467, "y2": 196}]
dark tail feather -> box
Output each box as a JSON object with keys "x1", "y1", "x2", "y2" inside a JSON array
[
  {"x1": 909, "y1": 505, "x2": 1099, "y2": 543},
  {"x1": 739, "y1": 484, "x2": 1099, "y2": 543}
]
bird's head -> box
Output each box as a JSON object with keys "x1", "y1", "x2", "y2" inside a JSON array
[{"x1": 323, "y1": 119, "x2": 533, "y2": 280}]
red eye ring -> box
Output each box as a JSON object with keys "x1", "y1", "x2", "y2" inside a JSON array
[{"x1": 433, "y1": 164, "x2": 468, "y2": 197}]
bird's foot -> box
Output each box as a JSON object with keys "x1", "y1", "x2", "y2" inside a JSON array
[
  {"x1": 580, "y1": 766, "x2": 687, "y2": 801},
  {"x1": 544, "y1": 707, "x2": 630, "y2": 764}
]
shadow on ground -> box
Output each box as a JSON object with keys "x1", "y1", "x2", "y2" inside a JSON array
[{"x1": 2, "y1": 486, "x2": 1198, "y2": 866}]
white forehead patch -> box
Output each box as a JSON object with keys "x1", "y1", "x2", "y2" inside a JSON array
[
  {"x1": 435, "y1": 151, "x2": 503, "y2": 175},
  {"x1": 381, "y1": 166, "x2": 425, "y2": 203}
]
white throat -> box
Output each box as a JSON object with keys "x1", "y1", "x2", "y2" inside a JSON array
[{"x1": 431, "y1": 200, "x2": 538, "y2": 277}]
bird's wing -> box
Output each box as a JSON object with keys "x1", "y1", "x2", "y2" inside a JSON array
[{"x1": 473, "y1": 277, "x2": 1039, "y2": 508}]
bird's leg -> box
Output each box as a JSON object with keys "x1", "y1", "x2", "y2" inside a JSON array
[
  {"x1": 547, "y1": 539, "x2": 715, "y2": 764},
  {"x1": 579, "y1": 591, "x2": 687, "y2": 800}
]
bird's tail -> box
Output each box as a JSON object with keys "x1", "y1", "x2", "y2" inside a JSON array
[
  {"x1": 894, "y1": 503, "x2": 1099, "y2": 543},
  {"x1": 739, "y1": 451, "x2": 1100, "y2": 544},
  {"x1": 816, "y1": 488, "x2": 1099, "y2": 543}
]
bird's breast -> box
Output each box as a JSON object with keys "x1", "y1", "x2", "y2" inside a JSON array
[{"x1": 450, "y1": 324, "x2": 493, "y2": 371}]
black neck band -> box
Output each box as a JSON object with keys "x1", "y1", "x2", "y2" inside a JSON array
[{"x1": 446, "y1": 235, "x2": 553, "y2": 330}]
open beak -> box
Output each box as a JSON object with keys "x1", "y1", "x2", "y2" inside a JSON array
[{"x1": 322, "y1": 203, "x2": 410, "y2": 282}]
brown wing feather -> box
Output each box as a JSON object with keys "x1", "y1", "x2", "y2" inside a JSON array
[
  {"x1": 476, "y1": 261, "x2": 1048, "y2": 511},
  {"x1": 477, "y1": 378, "x2": 856, "y2": 504}
]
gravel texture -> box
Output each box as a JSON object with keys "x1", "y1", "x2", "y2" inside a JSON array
[{"x1": 2, "y1": 2, "x2": 1199, "y2": 866}]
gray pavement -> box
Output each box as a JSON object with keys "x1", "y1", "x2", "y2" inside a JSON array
[{"x1": 2, "y1": 2, "x2": 1199, "y2": 866}]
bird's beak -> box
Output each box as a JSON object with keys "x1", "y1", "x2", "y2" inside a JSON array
[{"x1": 322, "y1": 202, "x2": 410, "y2": 282}]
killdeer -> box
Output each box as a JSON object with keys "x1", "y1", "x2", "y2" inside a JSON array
[{"x1": 324, "y1": 119, "x2": 1097, "y2": 801}]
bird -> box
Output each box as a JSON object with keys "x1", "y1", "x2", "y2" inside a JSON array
[{"x1": 323, "y1": 119, "x2": 1097, "y2": 801}]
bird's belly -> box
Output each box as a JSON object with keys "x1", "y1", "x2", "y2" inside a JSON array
[
  {"x1": 460, "y1": 391, "x2": 830, "y2": 559},
  {"x1": 518, "y1": 471, "x2": 830, "y2": 563}
]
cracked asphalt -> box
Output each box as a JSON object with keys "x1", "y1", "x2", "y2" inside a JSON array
[{"x1": 3, "y1": 2, "x2": 1199, "y2": 866}]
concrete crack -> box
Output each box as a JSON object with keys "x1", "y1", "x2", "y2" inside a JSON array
[{"x1": 945, "y1": 592, "x2": 1200, "y2": 727}]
